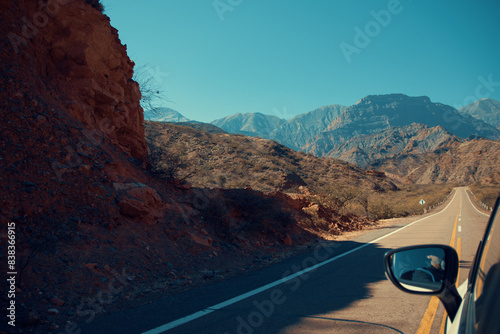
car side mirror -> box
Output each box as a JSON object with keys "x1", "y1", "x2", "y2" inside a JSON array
[{"x1": 384, "y1": 245, "x2": 462, "y2": 321}]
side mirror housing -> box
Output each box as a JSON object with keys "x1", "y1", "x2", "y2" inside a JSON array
[{"x1": 384, "y1": 245, "x2": 462, "y2": 321}]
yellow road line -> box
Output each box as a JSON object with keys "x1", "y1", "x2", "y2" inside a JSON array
[
  {"x1": 456, "y1": 238, "x2": 461, "y2": 286},
  {"x1": 439, "y1": 313, "x2": 447, "y2": 334},
  {"x1": 416, "y1": 297, "x2": 440, "y2": 334},
  {"x1": 417, "y1": 199, "x2": 461, "y2": 334}
]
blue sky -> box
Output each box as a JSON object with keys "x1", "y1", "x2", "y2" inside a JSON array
[{"x1": 103, "y1": 0, "x2": 500, "y2": 123}]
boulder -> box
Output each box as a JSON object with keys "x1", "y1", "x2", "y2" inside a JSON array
[{"x1": 114, "y1": 183, "x2": 164, "y2": 224}]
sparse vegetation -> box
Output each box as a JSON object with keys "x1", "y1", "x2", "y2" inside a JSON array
[
  {"x1": 365, "y1": 184, "x2": 455, "y2": 219},
  {"x1": 148, "y1": 144, "x2": 188, "y2": 181},
  {"x1": 469, "y1": 184, "x2": 500, "y2": 208},
  {"x1": 144, "y1": 122, "x2": 396, "y2": 195}
]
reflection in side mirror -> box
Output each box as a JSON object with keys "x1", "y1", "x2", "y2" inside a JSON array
[
  {"x1": 388, "y1": 247, "x2": 446, "y2": 293},
  {"x1": 384, "y1": 244, "x2": 461, "y2": 320}
]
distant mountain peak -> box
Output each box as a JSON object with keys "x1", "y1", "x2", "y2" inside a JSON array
[
  {"x1": 355, "y1": 94, "x2": 432, "y2": 106},
  {"x1": 144, "y1": 107, "x2": 190, "y2": 122},
  {"x1": 459, "y1": 98, "x2": 500, "y2": 129}
]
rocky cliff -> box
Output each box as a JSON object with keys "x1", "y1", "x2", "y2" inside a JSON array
[{"x1": 3, "y1": 0, "x2": 147, "y2": 160}]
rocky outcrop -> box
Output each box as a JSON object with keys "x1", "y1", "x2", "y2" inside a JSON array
[
  {"x1": 3, "y1": 0, "x2": 147, "y2": 160},
  {"x1": 114, "y1": 183, "x2": 164, "y2": 224},
  {"x1": 277, "y1": 172, "x2": 307, "y2": 191}
]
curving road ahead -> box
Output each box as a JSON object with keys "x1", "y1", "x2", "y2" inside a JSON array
[{"x1": 81, "y1": 187, "x2": 491, "y2": 334}]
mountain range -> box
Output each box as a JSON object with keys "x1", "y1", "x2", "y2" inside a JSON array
[{"x1": 150, "y1": 95, "x2": 500, "y2": 183}]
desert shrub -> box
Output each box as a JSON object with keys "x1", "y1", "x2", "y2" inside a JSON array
[
  {"x1": 369, "y1": 201, "x2": 393, "y2": 220},
  {"x1": 314, "y1": 183, "x2": 362, "y2": 214},
  {"x1": 148, "y1": 145, "x2": 186, "y2": 180},
  {"x1": 216, "y1": 175, "x2": 227, "y2": 188}
]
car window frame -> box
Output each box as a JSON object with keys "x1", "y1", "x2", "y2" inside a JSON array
[{"x1": 458, "y1": 197, "x2": 500, "y2": 334}]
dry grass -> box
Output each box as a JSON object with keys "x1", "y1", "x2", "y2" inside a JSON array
[
  {"x1": 365, "y1": 184, "x2": 455, "y2": 218},
  {"x1": 144, "y1": 121, "x2": 396, "y2": 195},
  {"x1": 469, "y1": 184, "x2": 500, "y2": 208}
]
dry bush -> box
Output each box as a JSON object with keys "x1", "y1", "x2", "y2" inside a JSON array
[
  {"x1": 148, "y1": 145, "x2": 186, "y2": 181},
  {"x1": 368, "y1": 201, "x2": 393, "y2": 220}
]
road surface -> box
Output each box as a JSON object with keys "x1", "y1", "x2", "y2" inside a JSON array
[{"x1": 81, "y1": 187, "x2": 491, "y2": 334}]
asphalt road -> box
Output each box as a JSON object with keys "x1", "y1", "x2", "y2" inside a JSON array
[{"x1": 80, "y1": 187, "x2": 491, "y2": 334}]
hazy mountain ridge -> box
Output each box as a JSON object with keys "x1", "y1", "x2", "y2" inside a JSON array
[
  {"x1": 144, "y1": 107, "x2": 191, "y2": 122},
  {"x1": 211, "y1": 112, "x2": 286, "y2": 139},
  {"x1": 459, "y1": 98, "x2": 500, "y2": 130}
]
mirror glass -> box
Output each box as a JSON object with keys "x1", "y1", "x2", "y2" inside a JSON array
[{"x1": 389, "y1": 247, "x2": 446, "y2": 292}]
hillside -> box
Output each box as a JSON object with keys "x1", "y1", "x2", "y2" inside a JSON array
[
  {"x1": 144, "y1": 121, "x2": 397, "y2": 194},
  {"x1": 459, "y1": 98, "x2": 500, "y2": 129},
  {"x1": 327, "y1": 124, "x2": 461, "y2": 167},
  {"x1": 367, "y1": 139, "x2": 500, "y2": 184}
]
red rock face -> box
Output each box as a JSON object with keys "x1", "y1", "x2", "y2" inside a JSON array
[
  {"x1": 3, "y1": 0, "x2": 147, "y2": 160},
  {"x1": 0, "y1": 0, "x2": 157, "y2": 226}
]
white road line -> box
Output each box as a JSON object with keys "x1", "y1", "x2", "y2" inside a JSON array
[
  {"x1": 141, "y1": 190, "x2": 460, "y2": 334},
  {"x1": 464, "y1": 189, "x2": 491, "y2": 217},
  {"x1": 458, "y1": 226, "x2": 462, "y2": 232}
]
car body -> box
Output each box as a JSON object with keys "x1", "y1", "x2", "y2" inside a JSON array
[{"x1": 384, "y1": 197, "x2": 500, "y2": 334}]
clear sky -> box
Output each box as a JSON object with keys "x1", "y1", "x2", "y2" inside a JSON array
[{"x1": 102, "y1": 0, "x2": 500, "y2": 123}]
